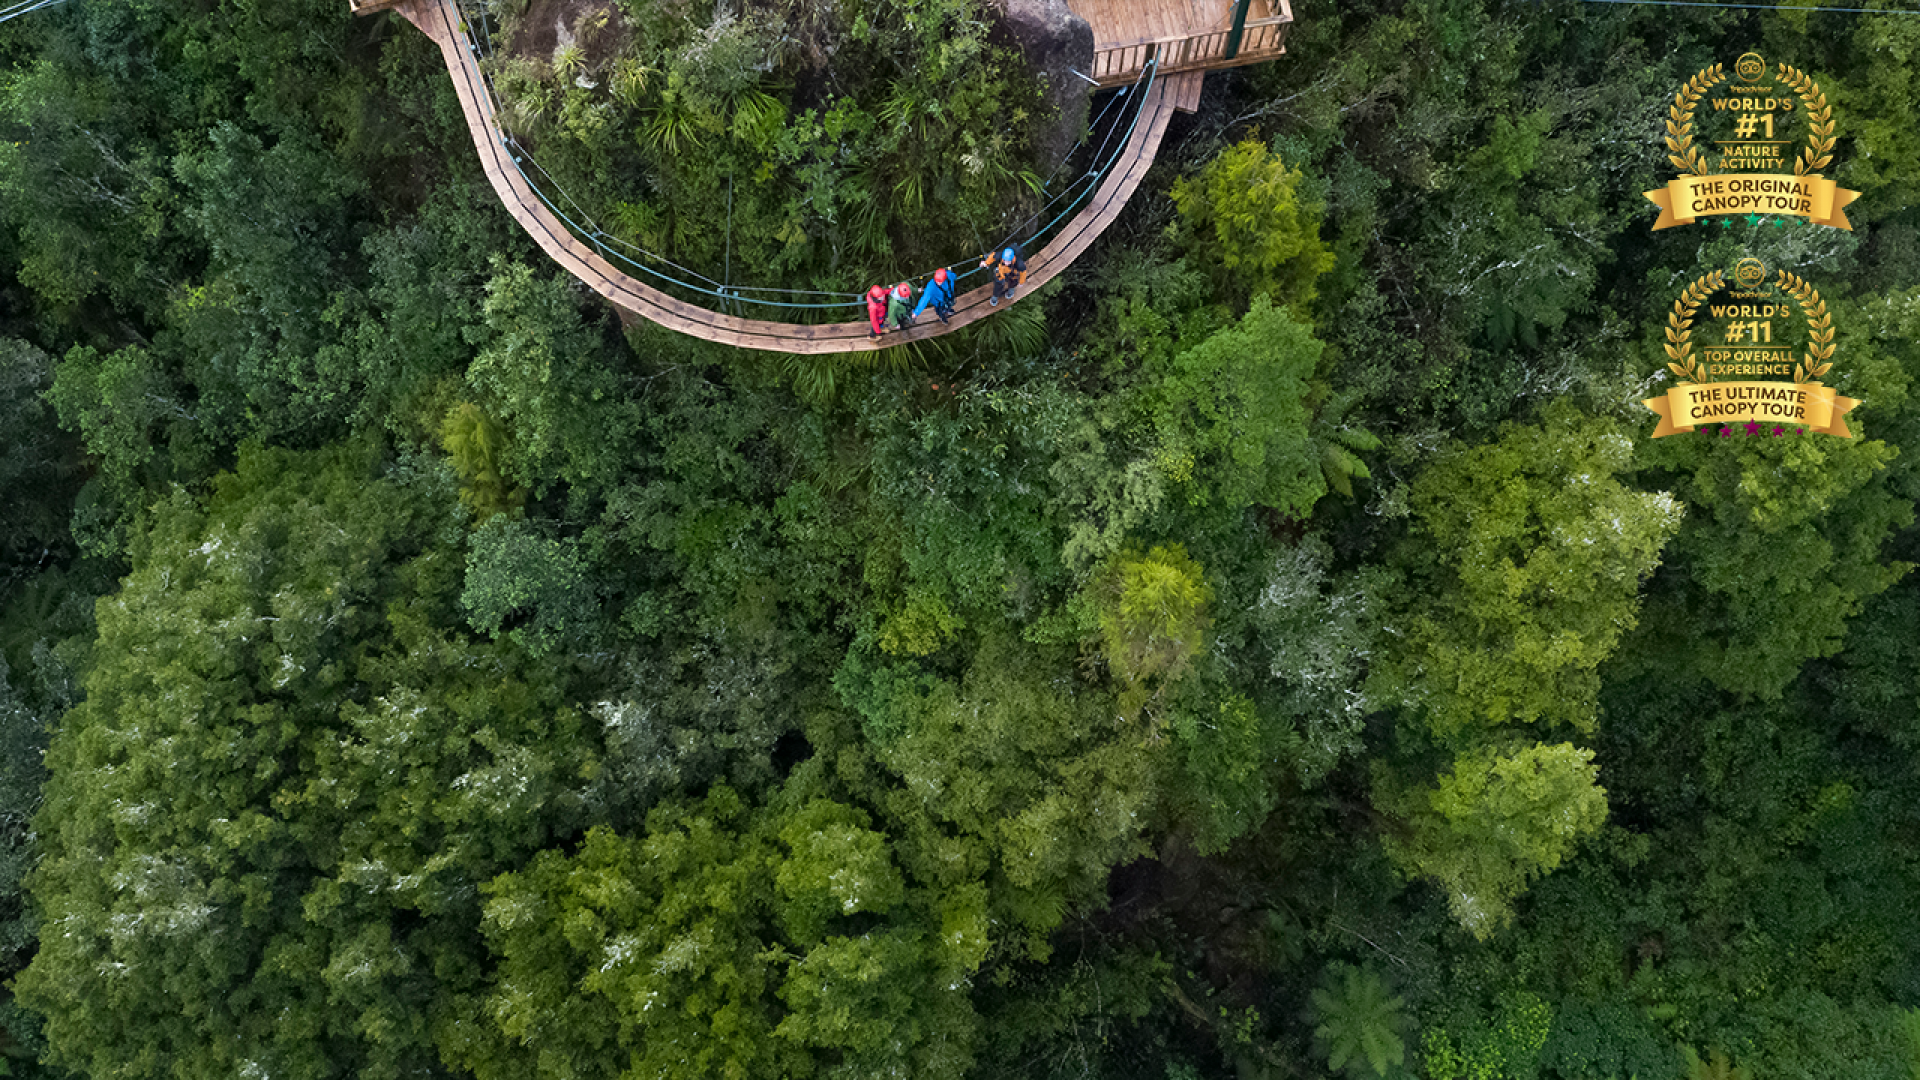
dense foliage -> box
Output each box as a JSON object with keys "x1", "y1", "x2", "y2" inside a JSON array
[
  {"x1": 2, "y1": 0, "x2": 1918, "y2": 1077},
  {"x1": 482, "y1": 0, "x2": 1055, "y2": 293}
]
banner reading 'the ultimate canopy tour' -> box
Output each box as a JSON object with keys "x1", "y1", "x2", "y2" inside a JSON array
[
  {"x1": 1643, "y1": 258, "x2": 1860, "y2": 437},
  {"x1": 1643, "y1": 51, "x2": 1861, "y2": 230}
]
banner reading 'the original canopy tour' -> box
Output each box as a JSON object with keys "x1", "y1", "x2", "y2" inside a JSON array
[
  {"x1": 1644, "y1": 51, "x2": 1860, "y2": 230},
  {"x1": 1644, "y1": 174, "x2": 1858, "y2": 230}
]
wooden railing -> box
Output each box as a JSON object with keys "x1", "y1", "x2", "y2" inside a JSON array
[{"x1": 1089, "y1": 7, "x2": 1292, "y2": 86}]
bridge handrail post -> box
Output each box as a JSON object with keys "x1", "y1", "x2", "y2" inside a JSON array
[{"x1": 1224, "y1": 0, "x2": 1253, "y2": 59}]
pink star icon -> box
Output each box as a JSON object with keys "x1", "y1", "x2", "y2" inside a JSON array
[{"x1": 1745, "y1": 421, "x2": 1762, "y2": 435}]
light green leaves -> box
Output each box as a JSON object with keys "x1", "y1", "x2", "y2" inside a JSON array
[
  {"x1": 1371, "y1": 409, "x2": 1644, "y2": 936},
  {"x1": 468, "y1": 798, "x2": 791, "y2": 1080},
  {"x1": 1146, "y1": 297, "x2": 1325, "y2": 519},
  {"x1": 1380, "y1": 404, "x2": 1682, "y2": 737},
  {"x1": 1171, "y1": 139, "x2": 1335, "y2": 317},
  {"x1": 774, "y1": 799, "x2": 905, "y2": 945},
  {"x1": 1380, "y1": 741, "x2": 1608, "y2": 939},
  {"x1": 438, "y1": 402, "x2": 525, "y2": 519},
  {"x1": 1096, "y1": 543, "x2": 1213, "y2": 698},
  {"x1": 465, "y1": 782, "x2": 981, "y2": 1080},
  {"x1": 15, "y1": 445, "x2": 591, "y2": 1080},
  {"x1": 863, "y1": 636, "x2": 1155, "y2": 954}
]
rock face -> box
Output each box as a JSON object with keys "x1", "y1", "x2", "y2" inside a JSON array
[{"x1": 988, "y1": 0, "x2": 1095, "y2": 174}]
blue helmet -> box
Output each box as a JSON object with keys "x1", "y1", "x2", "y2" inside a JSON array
[{"x1": 1002, "y1": 248, "x2": 1015, "y2": 262}]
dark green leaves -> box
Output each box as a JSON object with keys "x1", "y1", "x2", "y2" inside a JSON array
[
  {"x1": 460, "y1": 514, "x2": 598, "y2": 657},
  {"x1": 1310, "y1": 962, "x2": 1408, "y2": 1078},
  {"x1": 15, "y1": 446, "x2": 594, "y2": 1080}
]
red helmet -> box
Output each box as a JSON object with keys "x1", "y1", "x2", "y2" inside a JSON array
[
  {"x1": 868, "y1": 285, "x2": 886, "y2": 301},
  {"x1": 933, "y1": 268, "x2": 948, "y2": 284},
  {"x1": 895, "y1": 282, "x2": 911, "y2": 297}
]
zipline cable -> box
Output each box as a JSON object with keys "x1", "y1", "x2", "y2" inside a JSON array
[
  {"x1": 984, "y1": 78, "x2": 1141, "y2": 263},
  {"x1": 0, "y1": 0, "x2": 69, "y2": 24},
  {"x1": 1571, "y1": 0, "x2": 1920, "y2": 13}
]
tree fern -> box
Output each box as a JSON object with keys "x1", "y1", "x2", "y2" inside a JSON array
[
  {"x1": 1310, "y1": 963, "x2": 1406, "y2": 1079},
  {"x1": 1318, "y1": 435, "x2": 1375, "y2": 499},
  {"x1": 1305, "y1": 381, "x2": 1380, "y2": 499}
]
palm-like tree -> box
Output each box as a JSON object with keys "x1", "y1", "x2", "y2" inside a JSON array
[
  {"x1": 1305, "y1": 380, "x2": 1380, "y2": 499},
  {"x1": 1310, "y1": 962, "x2": 1406, "y2": 1078}
]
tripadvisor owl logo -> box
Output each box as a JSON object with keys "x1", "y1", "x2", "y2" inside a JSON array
[
  {"x1": 1643, "y1": 52, "x2": 1860, "y2": 230},
  {"x1": 1643, "y1": 258, "x2": 1861, "y2": 437}
]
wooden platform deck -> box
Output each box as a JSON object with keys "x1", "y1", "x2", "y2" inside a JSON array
[
  {"x1": 1073, "y1": 0, "x2": 1291, "y2": 86},
  {"x1": 383, "y1": 0, "x2": 1200, "y2": 354}
]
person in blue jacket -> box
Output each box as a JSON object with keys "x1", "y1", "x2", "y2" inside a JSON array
[{"x1": 913, "y1": 267, "x2": 957, "y2": 324}]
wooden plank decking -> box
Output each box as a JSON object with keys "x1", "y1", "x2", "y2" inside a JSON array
[
  {"x1": 1069, "y1": 0, "x2": 1261, "y2": 46},
  {"x1": 1073, "y1": 0, "x2": 1291, "y2": 86},
  {"x1": 382, "y1": 0, "x2": 1198, "y2": 354}
]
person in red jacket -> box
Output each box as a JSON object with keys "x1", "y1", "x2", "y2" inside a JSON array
[{"x1": 865, "y1": 285, "x2": 889, "y2": 340}]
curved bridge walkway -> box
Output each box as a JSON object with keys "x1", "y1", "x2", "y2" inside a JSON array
[{"x1": 378, "y1": 0, "x2": 1204, "y2": 354}]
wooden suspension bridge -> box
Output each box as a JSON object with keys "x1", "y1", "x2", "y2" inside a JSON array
[{"x1": 353, "y1": 0, "x2": 1291, "y2": 353}]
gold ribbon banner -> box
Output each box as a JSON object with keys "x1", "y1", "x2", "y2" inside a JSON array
[
  {"x1": 1642, "y1": 381, "x2": 1858, "y2": 437},
  {"x1": 1644, "y1": 174, "x2": 1860, "y2": 230}
]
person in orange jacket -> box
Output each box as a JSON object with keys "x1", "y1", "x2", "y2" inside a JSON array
[
  {"x1": 980, "y1": 245, "x2": 1027, "y2": 307},
  {"x1": 865, "y1": 285, "x2": 889, "y2": 340}
]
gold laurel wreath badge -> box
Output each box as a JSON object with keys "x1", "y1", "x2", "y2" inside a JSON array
[
  {"x1": 1664, "y1": 269, "x2": 1725, "y2": 383},
  {"x1": 1666, "y1": 64, "x2": 1727, "y2": 177},
  {"x1": 1777, "y1": 271, "x2": 1835, "y2": 382},
  {"x1": 1777, "y1": 64, "x2": 1836, "y2": 177}
]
